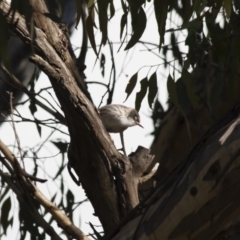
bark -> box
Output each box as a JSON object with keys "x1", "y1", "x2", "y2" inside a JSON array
[
  {"x1": 141, "y1": 64, "x2": 240, "y2": 196},
  {"x1": 0, "y1": 0, "x2": 155, "y2": 234},
  {"x1": 108, "y1": 105, "x2": 240, "y2": 240},
  {"x1": 0, "y1": 0, "x2": 120, "y2": 232}
]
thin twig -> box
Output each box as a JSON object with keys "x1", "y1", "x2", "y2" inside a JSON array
[
  {"x1": 0, "y1": 138, "x2": 88, "y2": 240},
  {"x1": 8, "y1": 92, "x2": 25, "y2": 168},
  {"x1": 107, "y1": 40, "x2": 116, "y2": 104},
  {"x1": 0, "y1": 63, "x2": 66, "y2": 124}
]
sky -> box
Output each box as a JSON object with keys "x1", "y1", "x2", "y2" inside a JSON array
[{"x1": 0, "y1": 2, "x2": 185, "y2": 239}]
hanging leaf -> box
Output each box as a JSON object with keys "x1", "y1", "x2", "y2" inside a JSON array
[
  {"x1": 171, "y1": 33, "x2": 183, "y2": 66},
  {"x1": 120, "y1": 12, "x2": 127, "y2": 39},
  {"x1": 154, "y1": 0, "x2": 168, "y2": 49},
  {"x1": 97, "y1": 0, "x2": 109, "y2": 45},
  {"x1": 86, "y1": 15, "x2": 97, "y2": 55},
  {"x1": 193, "y1": 0, "x2": 207, "y2": 16},
  {"x1": 124, "y1": 72, "x2": 138, "y2": 102},
  {"x1": 148, "y1": 72, "x2": 158, "y2": 109},
  {"x1": 182, "y1": 68, "x2": 198, "y2": 107},
  {"x1": 51, "y1": 140, "x2": 68, "y2": 154},
  {"x1": 66, "y1": 190, "x2": 74, "y2": 221},
  {"x1": 185, "y1": 30, "x2": 196, "y2": 67},
  {"x1": 167, "y1": 74, "x2": 178, "y2": 106},
  {"x1": 109, "y1": 0, "x2": 115, "y2": 19},
  {"x1": 182, "y1": 18, "x2": 202, "y2": 31},
  {"x1": 100, "y1": 53, "x2": 106, "y2": 77},
  {"x1": 29, "y1": 100, "x2": 42, "y2": 137},
  {"x1": 121, "y1": 0, "x2": 128, "y2": 13},
  {"x1": 135, "y1": 77, "x2": 148, "y2": 111},
  {"x1": 88, "y1": 0, "x2": 95, "y2": 22},
  {"x1": 74, "y1": 0, "x2": 82, "y2": 28},
  {"x1": 66, "y1": 190, "x2": 74, "y2": 204},
  {"x1": 19, "y1": 200, "x2": 41, "y2": 239},
  {"x1": 29, "y1": 98, "x2": 37, "y2": 116},
  {"x1": 0, "y1": 186, "x2": 10, "y2": 202},
  {"x1": 125, "y1": 7, "x2": 146, "y2": 50},
  {"x1": 34, "y1": 118, "x2": 42, "y2": 137},
  {"x1": 223, "y1": 0, "x2": 231, "y2": 19},
  {"x1": 1, "y1": 197, "x2": 11, "y2": 234}
]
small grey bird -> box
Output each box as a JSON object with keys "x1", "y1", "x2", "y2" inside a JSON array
[{"x1": 99, "y1": 104, "x2": 143, "y2": 155}]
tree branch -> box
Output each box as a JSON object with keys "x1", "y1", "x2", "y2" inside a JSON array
[{"x1": 0, "y1": 139, "x2": 89, "y2": 240}]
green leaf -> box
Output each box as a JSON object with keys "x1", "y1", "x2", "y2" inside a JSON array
[
  {"x1": 120, "y1": 12, "x2": 127, "y2": 39},
  {"x1": 0, "y1": 186, "x2": 10, "y2": 202},
  {"x1": 154, "y1": 0, "x2": 168, "y2": 49},
  {"x1": 193, "y1": 0, "x2": 207, "y2": 16},
  {"x1": 182, "y1": 18, "x2": 202, "y2": 31},
  {"x1": 124, "y1": 72, "x2": 138, "y2": 102},
  {"x1": 185, "y1": 30, "x2": 196, "y2": 67},
  {"x1": 121, "y1": 0, "x2": 128, "y2": 13},
  {"x1": 60, "y1": 177, "x2": 64, "y2": 194},
  {"x1": 205, "y1": 0, "x2": 222, "y2": 22},
  {"x1": 135, "y1": 77, "x2": 148, "y2": 111},
  {"x1": 182, "y1": 68, "x2": 198, "y2": 107},
  {"x1": 51, "y1": 140, "x2": 68, "y2": 153},
  {"x1": 223, "y1": 0, "x2": 231, "y2": 19},
  {"x1": 86, "y1": 15, "x2": 97, "y2": 55},
  {"x1": 167, "y1": 74, "x2": 178, "y2": 106},
  {"x1": 66, "y1": 190, "x2": 74, "y2": 221},
  {"x1": 29, "y1": 99, "x2": 37, "y2": 116},
  {"x1": 67, "y1": 190, "x2": 74, "y2": 204},
  {"x1": 97, "y1": 0, "x2": 109, "y2": 45},
  {"x1": 125, "y1": 7, "x2": 146, "y2": 50},
  {"x1": 74, "y1": 0, "x2": 82, "y2": 28},
  {"x1": 109, "y1": 0, "x2": 115, "y2": 19},
  {"x1": 148, "y1": 72, "x2": 158, "y2": 109},
  {"x1": 100, "y1": 53, "x2": 106, "y2": 77},
  {"x1": 171, "y1": 33, "x2": 183, "y2": 66},
  {"x1": 1, "y1": 197, "x2": 11, "y2": 234},
  {"x1": 34, "y1": 118, "x2": 42, "y2": 137},
  {"x1": 19, "y1": 200, "x2": 41, "y2": 239}
]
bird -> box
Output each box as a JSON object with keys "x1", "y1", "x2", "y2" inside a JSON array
[{"x1": 99, "y1": 104, "x2": 143, "y2": 155}]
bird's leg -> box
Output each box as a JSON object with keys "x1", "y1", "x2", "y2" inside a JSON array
[{"x1": 119, "y1": 132, "x2": 127, "y2": 156}]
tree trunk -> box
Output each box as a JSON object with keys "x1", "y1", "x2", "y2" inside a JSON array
[{"x1": 108, "y1": 104, "x2": 240, "y2": 239}]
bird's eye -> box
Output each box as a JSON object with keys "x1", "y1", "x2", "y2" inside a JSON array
[{"x1": 134, "y1": 116, "x2": 138, "y2": 121}]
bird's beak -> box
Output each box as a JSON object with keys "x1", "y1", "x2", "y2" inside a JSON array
[{"x1": 136, "y1": 122, "x2": 144, "y2": 128}]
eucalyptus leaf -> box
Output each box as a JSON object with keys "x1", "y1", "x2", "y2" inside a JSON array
[
  {"x1": 124, "y1": 72, "x2": 138, "y2": 102},
  {"x1": 97, "y1": 0, "x2": 109, "y2": 45},
  {"x1": 0, "y1": 197, "x2": 11, "y2": 234},
  {"x1": 120, "y1": 12, "x2": 127, "y2": 39},
  {"x1": 167, "y1": 74, "x2": 178, "y2": 107},
  {"x1": 135, "y1": 77, "x2": 148, "y2": 111},
  {"x1": 86, "y1": 15, "x2": 97, "y2": 55},
  {"x1": 148, "y1": 72, "x2": 158, "y2": 109},
  {"x1": 154, "y1": 0, "x2": 168, "y2": 49},
  {"x1": 223, "y1": 0, "x2": 231, "y2": 18},
  {"x1": 125, "y1": 7, "x2": 146, "y2": 50}
]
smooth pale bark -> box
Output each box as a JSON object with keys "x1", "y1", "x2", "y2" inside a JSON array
[{"x1": 109, "y1": 107, "x2": 240, "y2": 239}]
